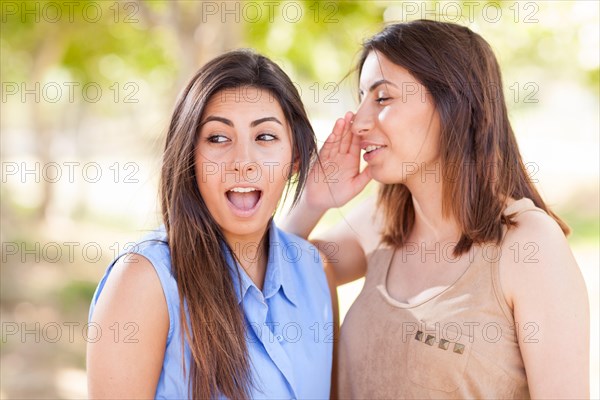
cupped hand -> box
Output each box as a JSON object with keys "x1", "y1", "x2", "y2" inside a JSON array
[{"x1": 303, "y1": 111, "x2": 372, "y2": 212}]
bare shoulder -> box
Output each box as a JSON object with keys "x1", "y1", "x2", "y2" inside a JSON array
[
  {"x1": 89, "y1": 252, "x2": 169, "y2": 341},
  {"x1": 502, "y1": 209, "x2": 570, "y2": 258},
  {"x1": 497, "y1": 209, "x2": 589, "y2": 396},
  {"x1": 93, "y1": 253, "x2": 167, "y2": 317},
  {"x1": 499, "y1": 209, "x2": 585, "y2": 308},
  {"x1": 87, "y1": 253, "x2": 169, "y2": 397}
]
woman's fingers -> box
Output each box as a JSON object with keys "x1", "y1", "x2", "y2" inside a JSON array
[
  {"x1": 325, "y1": 118, "x2": 345, "y2": 161},
  {"x1": 338, "y1": 111, "x2": 354, "y2": 154},
  {"x1": 319, "y1": 128, "x2": 337, "y2": 162},
  {"x1": 315, "y1": 112, "x2": 363, "y2": 189}
]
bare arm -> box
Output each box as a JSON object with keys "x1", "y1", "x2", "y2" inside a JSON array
[
  {"x1": 87, "y1": 254, "x2": 169, "y2": 399},
  {"x1": 319, "y1": 250, "x2": 340, "y2": 399},
  {"x1": 282, "y1": 112, "x2": 372, "y2": 285},
  {"x1": 501, "y1": 212, "x2": 590, "y2": 399},
  {"x1": 312, "y1": 196, "x2": 382, "y2": 286}
]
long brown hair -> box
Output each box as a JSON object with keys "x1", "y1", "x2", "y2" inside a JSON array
[
  {"x1": 358, "y1": 20, "x2": 569, "y2": 255},
  {"x1": 160, "y1": 49, "x2": 317, "y2": 399}
]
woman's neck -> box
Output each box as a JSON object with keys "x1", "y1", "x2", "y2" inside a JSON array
[
  {"x1": 224, "y1": 227, "x2": 270, "y2": 291},
  {"x1": 405, "y1": 176, "x2": 461, "y2": 244}
]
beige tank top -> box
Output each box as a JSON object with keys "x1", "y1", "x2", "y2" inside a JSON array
[{"x1": 337, "y1": 198, "x2": 545, "y2": 399}]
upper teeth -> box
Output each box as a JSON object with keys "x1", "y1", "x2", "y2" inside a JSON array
[
  {"x1": 365, "y1": 145, "x2": 383, "y2": 153},
  {"x1": 229, "y1": 187, "x2": 257, "y2": 193}
]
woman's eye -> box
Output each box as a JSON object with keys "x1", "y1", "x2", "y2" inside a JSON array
[
  {"x1": 257, "y1": 133, "x2": 277, "y2": 142},
  {"x1": 207, "y1": 135, "x2": 229, "y2": 143},
  {"x1": 376, "y1": 97, "x2": 391, "y2": 105}
]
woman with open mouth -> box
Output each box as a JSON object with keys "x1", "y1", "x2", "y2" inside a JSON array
[{"x1": 87, "y1": 49, "x2": 335, "y2": 399}]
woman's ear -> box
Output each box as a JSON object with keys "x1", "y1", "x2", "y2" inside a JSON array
[
  {"x1": 285, "y1": 156, "x2": 300, "y2": 180},
  {"x1": 291, "y1": 157, "x2": 300, "y2": 175},
  {"x1": 287, "y1": 144, "x2": 300, "y2": 177}
]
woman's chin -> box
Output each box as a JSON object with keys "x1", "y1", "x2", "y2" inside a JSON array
[
  {"x1": 219, "y1": 217, "x2": 271, "y2": 242},
  {"x1": 370, "y1": 169, "x2": 405, "y2": 185}
]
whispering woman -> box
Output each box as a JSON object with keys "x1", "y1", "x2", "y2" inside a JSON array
[{"x1": 284, "y1": 20, "x2": 589, "y2": 398}]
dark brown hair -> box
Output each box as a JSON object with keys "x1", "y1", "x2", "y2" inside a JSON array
[
  {"x1": 358, "y1": 20, "x2": 569, "y2": 254},
  {"x1": 160, "y1": 49, "x2": 317, "y2": 399}
]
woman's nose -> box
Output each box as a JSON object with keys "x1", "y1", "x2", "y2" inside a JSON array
[
  {"x1": 234, "y1": 161, "x2": 257, "y2": 174},
  {"x1": 231, "y1": 141, "x2": 259, "y2": 180},
  {"x1": 351, "y1": 102, "x2": 373, "y2": 136}
]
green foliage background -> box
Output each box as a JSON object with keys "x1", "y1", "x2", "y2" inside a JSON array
[{"x1": 1, "y1": 1, "x2": 598, "y2": 398}]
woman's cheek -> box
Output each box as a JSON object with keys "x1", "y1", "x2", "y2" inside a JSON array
[
  {"x1": 197, "y1": 147, "x2": 226, "y2": 163},
  {"x1": 262, "y1": 161, "x2": 290, "y2": 188},
  {"x1": 264, "y1": 148, "x2": 293, "y2": 179},
  {"x1": 377, "y1": 105, "x2": 396, "y2": 127}
]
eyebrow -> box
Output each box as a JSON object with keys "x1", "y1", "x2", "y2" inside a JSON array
[
  {"x1": 200, "y1": 116, "x2": 283, "y2": 127},
  {"x1": 201, "y1": 116, "x2": 232, "y2": 127},
  {"x1": 359, "y1": 79, "x2": 398, "y2": 96},
  {"x1": 250, "y1": 117, "x2": 283, "y2": 127}
]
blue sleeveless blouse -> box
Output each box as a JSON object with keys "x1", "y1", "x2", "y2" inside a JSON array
[{"x1": 89, "y1": 220, "x2": 333, "y2": 399}]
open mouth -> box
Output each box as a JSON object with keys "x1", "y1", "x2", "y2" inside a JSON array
[
  {"x1": 364, "y1": 145, "x2": 384, "y2": 153},
  {"x1": 363, "y1": 144, "x2": 386, "y2": 161},
  {"x1": 225, "y1": 187, "x2": 263, "y2": 216}
]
